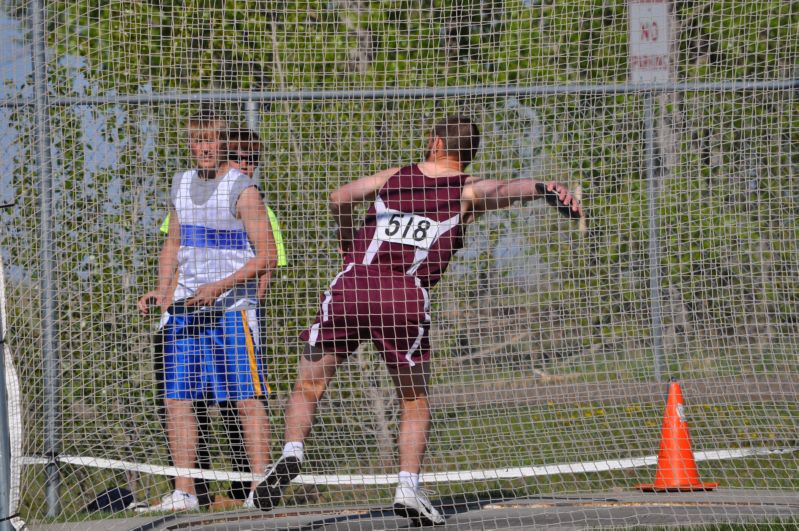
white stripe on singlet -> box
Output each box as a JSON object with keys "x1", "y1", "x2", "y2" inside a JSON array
[
  {"x1": 362, "y1": 196, "x2": 388, "y2": 265},
  {"x1": 308, "y1": 263, "x2": 355, "y2": 346},
  {"x1": 405, "y1": 212, "x2": 461, "y2": 276}
]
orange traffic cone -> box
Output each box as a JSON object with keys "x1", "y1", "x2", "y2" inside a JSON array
[{"x1": 637, "y1": 379, "x2": 718, "y2": 492}]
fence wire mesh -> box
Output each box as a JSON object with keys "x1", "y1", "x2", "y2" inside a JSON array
[{"x1": 0, "y1": 0, "x2": 797, "y2": 528}]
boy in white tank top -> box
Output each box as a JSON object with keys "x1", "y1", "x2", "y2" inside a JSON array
[{"x1": 138, "y1": 115, "x2": 277, "y2": 512}]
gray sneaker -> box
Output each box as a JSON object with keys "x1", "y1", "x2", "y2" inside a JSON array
[
  {"x1": 393, "y1": 482, "x2": 445, "y2": 526},
  {"x1": 253, "y1": 455, "x2": 302, "y2": 511}
]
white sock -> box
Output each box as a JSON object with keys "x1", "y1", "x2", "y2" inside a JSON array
[
  {"x1": 282, "y1": 441, "x2": 305, "y2": 462},
  {"x1": 398, "y1": 471, "x2": 420, "y2": 489}
]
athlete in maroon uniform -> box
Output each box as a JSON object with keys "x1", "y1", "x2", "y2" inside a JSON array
[{"x1": 255, "y1": 115, "x2": 583, "y2": 525}]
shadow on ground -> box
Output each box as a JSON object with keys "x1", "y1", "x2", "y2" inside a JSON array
[{"x1": 33, "y1": 489, "x2": 799, "y2": 530}]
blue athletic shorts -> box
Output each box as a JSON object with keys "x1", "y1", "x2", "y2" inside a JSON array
[{"x1": 162, "y1": 307, "x2": 269, "y2": 402}]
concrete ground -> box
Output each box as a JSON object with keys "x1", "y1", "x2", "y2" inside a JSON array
[{"x1": 31, "y1": 489, "x2": 799, "y2": 530}]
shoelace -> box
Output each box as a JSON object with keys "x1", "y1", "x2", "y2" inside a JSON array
[
  {"x1": 414, "y1": 487, "x2": 436, "y2": 507},
  {"x1": 262, "y1": 461, "x2": 278, "y2": 478},
  {"x1": 261, "y1": 458, "x2": 287, "y2": 482}
]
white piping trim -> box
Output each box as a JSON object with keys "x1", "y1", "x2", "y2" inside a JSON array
[
  {"x1": 404, "y1": 278, "x2": 431, "y2": 364},
  {"x1": 309, "y1": 263, "x2": 354, "y2": 345}
]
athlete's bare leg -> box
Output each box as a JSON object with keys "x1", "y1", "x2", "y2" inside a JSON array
[
  {"x1": 386, "y1": 361, "x2": 444, "y2": 525},
  {"x1": 236, "y1": 398, "x2": 270, "y2": 491},
  {"x1": 253, "y1": 345, "x2": 339, "y2": 511},
  {"x1": 166, "y1": 398, "x2": 198, "y2": 495},
  {"x1": 387, "y1": 361, "x2": 432, "y2": 474},
  {"x1": 284, "y1": 344, "x2": 341, "y2": 443}
]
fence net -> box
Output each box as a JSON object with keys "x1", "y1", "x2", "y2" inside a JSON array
[{"x1": 0, "y1": 0, "x2": 797, "y2": 528}]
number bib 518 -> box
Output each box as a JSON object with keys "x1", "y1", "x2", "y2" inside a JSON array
[{"x1": 375, "y1": 211, "x2": 441, "y2": 250}]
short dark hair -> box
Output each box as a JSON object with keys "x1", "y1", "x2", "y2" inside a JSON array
[
  {"x1": 432, "y1": 115, "x2": 480, "y2": 166},
  {"x1": 222, "y1": 128, "x2": 262, "y2": 163}
]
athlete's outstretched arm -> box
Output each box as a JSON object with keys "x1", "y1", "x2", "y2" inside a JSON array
[
  {"x1": 463, "y1": 178, "x2": 583, "y2": 223},
  {"x1": 329, "y1": 167, "x2": 397, "y2": 252}
]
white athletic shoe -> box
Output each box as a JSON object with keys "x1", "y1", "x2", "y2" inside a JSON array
[
  {"x1": 134, "y1": 490, "x2": 199, "y2": 513},
  {"x1": 393, "y1": 482, "x2": 445, "y2": 526}
]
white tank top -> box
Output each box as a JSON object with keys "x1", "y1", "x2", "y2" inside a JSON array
[{"x1": 173, "y1": 168, "x2": 257, "y2": 309}]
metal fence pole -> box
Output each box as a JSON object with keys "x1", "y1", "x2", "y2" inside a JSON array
[
  {"x1": 29, "y1": 0, "x2": 61, "y2": 517},
  {"x1": 0, "y1": 287, "x2": 11, "y2": 531},
  {"x1": 644, "y1": 91, "x2": 665, "y2": 382},
  {"x1": 245, "y1": 99, "x2": 260, "y2": 132}
]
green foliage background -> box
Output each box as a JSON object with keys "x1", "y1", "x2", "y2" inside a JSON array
[{"x1": 0, "y1": 0, "x2": 797, "y2": 522}]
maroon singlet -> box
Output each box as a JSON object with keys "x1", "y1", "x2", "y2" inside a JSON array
[{"x1": 300, "y1": 164, "x2": 470, "y2": 366}]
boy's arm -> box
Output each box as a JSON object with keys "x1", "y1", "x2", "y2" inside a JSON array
[
  {"x1": 185, "y1": 187, "x2": 276, "y2": 307},
  {"x1": 157, "y1": 208, "x2": 181, "y2": 309},
  {"x1": 462, "y1": 178, "x2": 583, "y2": 223},
  {"x1": 329, "y1": 167, "x2": 397, "y2": 254},
  {"x1": 138, "y1": 208, "x2": 180, "y2": 315}
]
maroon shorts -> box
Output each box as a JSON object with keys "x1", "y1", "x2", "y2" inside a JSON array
[{"x1": 299, "y1": 264, "x2": 431, "y2": 367}]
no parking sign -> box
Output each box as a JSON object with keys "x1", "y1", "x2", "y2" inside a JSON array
[{"x1": 628, "y1": 0, "x2": 672, "y2": 83}]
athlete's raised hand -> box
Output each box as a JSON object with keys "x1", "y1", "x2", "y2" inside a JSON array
[{"x1": 534, "y1": 181, "x2": 584, "y2": 219}]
